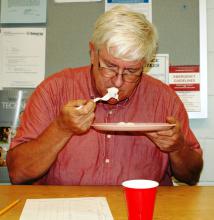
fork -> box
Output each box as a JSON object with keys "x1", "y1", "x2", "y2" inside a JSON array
[{"x1": 76, "y1": 87, "x2": 119, "y2": 109}]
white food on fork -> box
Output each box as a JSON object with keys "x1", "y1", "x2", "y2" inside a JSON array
[
  {"x1": 93, "y1": 87, "x2": 119, "y2": 102},
  {"x1": 77, "y1": 87, "x2": 119, "y2": 109}
]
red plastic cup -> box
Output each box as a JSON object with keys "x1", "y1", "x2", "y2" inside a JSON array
[{"x1": 122, "y1": 179, "x2": 159, "y2": 220}]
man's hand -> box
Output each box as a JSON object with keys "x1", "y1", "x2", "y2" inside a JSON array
[
  {"x1": 56, "y1": 99, "x2": 96, "y2": 135},
  {"x1": 145, "y1": 116, "x2": 184, "y2": 153},
  {"x1": 145, "y1": 116, "x2": 203, "y2": 185}
]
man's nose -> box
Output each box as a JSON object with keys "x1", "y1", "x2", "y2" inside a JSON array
[{"x1": 112, "y1": 69, "x2": 124, "y2": 87}]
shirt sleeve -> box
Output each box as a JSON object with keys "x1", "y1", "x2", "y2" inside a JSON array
[
  {"x1": 10, "y1": 78, "x2": 60, "y2": 149},
  {"x1": 172, "y1": 94, "x2": 202, "y2": 155}
]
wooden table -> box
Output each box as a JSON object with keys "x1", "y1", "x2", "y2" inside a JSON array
[{"x1": 0, "y1": 185, "x2": 214, "y2": 220}]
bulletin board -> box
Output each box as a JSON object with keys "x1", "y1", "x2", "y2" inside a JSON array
[
  {"x1": 0, "y1": 0, "x2": 208, "y2": 181},
  {"x1": 0, "y1": 0, "x2": 208, "y2": 119},
  {"x1": 45, "y1": 0, "x2": 208, "y2": 119}
]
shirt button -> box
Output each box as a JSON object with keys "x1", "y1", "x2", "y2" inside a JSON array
[
  {"x1": 107, "y1": 134, "x2": 111, "y2": 139},
  {"x1": 108, "y1": 111, "x2": 113, "y2": 115},
  {"x1": 105, "y1": 158, "x2": 110, "y2": 163}
]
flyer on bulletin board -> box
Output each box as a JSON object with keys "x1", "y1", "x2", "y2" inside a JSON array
[
  {"x1": 0, "y1": 88, "x2": 33, "y2": 166},
  {"x1": 169, "y1": 65, "x2": 200, "y2": 113},
  {"x1": 0, "y1": 0, "x2": 47, "y2": 24},
  {"x1": 0, "y1": 27, "x2": 46, "y2": 88},
  {"x1": 145, "y1": 54, "x2": 169, "y2": 83}
]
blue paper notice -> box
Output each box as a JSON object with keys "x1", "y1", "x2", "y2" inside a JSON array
[{"x1": 107, "y1": 0, "x2": 149, "y2": 3}]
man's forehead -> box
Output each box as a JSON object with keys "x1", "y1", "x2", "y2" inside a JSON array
[{"x1": 99, "y1": 47, "x2": 145, "y2": 67}]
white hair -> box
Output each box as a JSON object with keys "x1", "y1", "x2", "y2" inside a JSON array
[{"x1": 91, "y1": 5, "x2": 158, "y2": 64}]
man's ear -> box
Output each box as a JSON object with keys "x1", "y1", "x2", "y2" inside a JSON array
[{"x1": 89, "y1": 42, "x2": 96, "y2": 64}]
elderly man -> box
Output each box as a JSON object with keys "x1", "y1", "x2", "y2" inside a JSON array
[{"x1": 7, "y1": 6, "x2": 203, "y2": 186}]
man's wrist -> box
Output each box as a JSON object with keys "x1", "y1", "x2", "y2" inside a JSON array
[{"x1": 55, "y1": 117, "x2": 73, "y2": 137}]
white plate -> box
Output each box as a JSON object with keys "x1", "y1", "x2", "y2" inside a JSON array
[{"x1": 92, "y1": 122, "x2": 175, "y2": 132}]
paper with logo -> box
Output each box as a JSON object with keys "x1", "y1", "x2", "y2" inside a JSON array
[{"x1": 0, "y1": 27, "x2": 46, "y2": 88}]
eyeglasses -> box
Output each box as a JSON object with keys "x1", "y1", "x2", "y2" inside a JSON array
[{"x1": 97, "y1": 53, "x2": 143, "y2": 83}]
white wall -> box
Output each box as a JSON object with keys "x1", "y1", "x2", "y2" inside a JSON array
[{"x1": 190, "y1": 0, "x2": 214, "y2": 185}]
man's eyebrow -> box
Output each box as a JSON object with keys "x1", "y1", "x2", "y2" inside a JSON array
[{"x1": 126, "y1": 67, "x2": 140, "y2": 70}]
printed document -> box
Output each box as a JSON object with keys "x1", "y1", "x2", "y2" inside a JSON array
[
  {"x1": 0, "y1": 27, "x2": 46, "y2": 88},
  {"x1": 19, "y1": 197, "x2": 114, "y2": 220}
]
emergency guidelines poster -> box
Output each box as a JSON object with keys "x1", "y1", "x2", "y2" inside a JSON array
[{"x1": 169, "y1": 65, "x2": 201, "y2": 113}]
